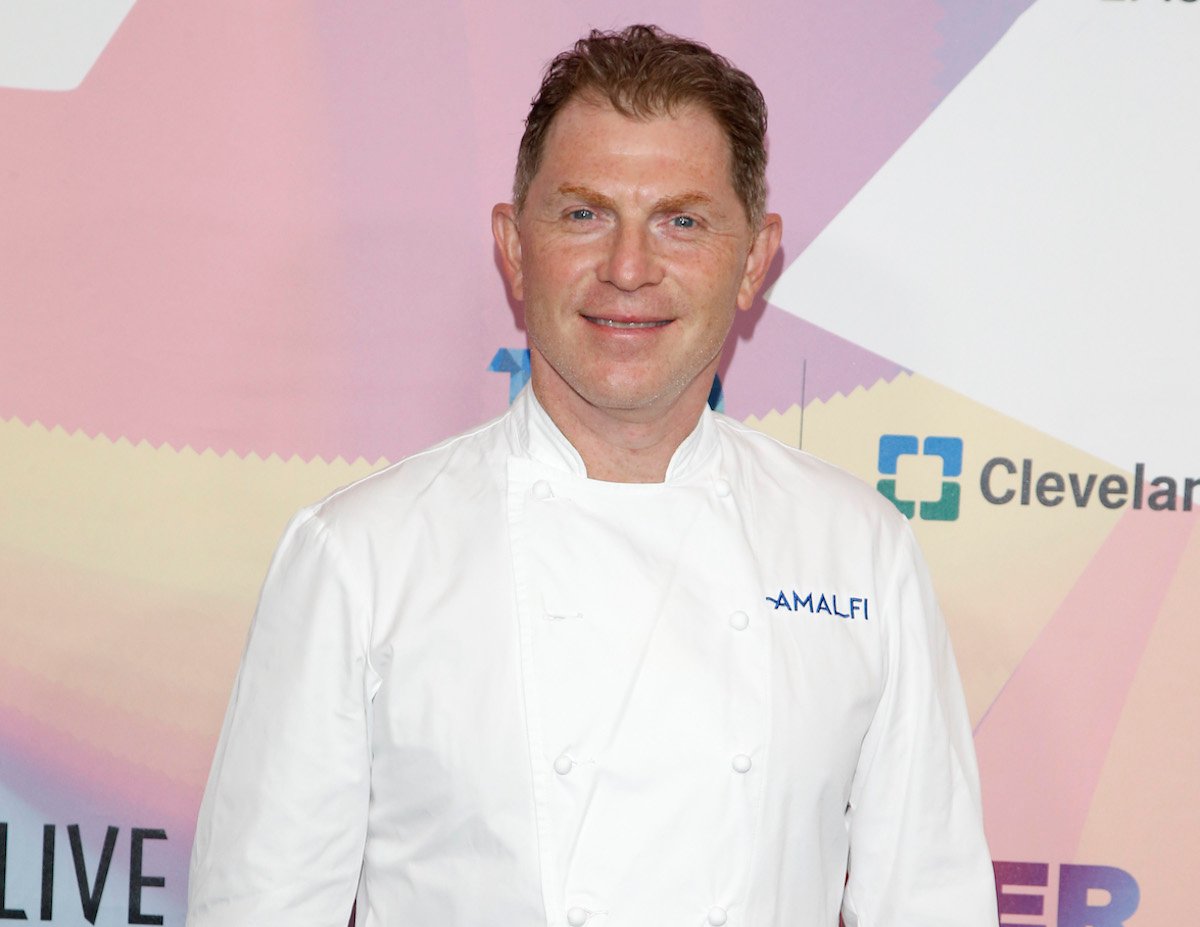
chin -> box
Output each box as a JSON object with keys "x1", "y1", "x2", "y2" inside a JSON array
[{"x1": 578, "y1": 378, "x2": 676, "y2": 413}]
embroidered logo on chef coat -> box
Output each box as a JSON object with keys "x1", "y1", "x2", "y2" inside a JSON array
[{"x1": 765, "y1": 589, "x2": 870, "y2": 620}]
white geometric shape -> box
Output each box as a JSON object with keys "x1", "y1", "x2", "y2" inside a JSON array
[
  {"x1": 768, "y1": 0, "x2": 1200, "y2": 475},
  {"x1": 0, "y1": 0, "x2": 137, "y2": 91}
]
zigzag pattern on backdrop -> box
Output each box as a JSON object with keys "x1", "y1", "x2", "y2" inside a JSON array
[{"x1": 0, "y1": 417, "x2": 384, "y2": 831}]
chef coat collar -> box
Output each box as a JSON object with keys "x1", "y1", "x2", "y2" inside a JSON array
[{"x1": 513, "y1": 385, "x2": 718, "y2": 483}]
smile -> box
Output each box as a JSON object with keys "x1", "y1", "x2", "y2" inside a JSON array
[{"x1": 585, "y1": 316, "x2": 671, "y2": 329}]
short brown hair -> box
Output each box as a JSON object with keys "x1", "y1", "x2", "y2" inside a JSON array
[{"x1": 513, "y1": 24, "x2": 769, "y2": 227}]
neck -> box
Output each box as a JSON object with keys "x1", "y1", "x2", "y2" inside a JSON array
[{"x1": 530, "y1": 359, "x2": 715, "y2": 484}]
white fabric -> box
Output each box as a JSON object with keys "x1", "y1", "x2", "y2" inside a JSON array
[{"x1": 187, "y1": 388, "x2": 999, "y2": 927}]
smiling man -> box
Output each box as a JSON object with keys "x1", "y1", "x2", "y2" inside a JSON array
[
  {"x1": 187, "y1": 25, "x2": 999, "y2": 927},
  {"x1": 491, "y1": 91, "x2": 778, "y2": 483}
]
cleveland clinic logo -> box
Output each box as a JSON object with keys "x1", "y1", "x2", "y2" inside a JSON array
[
  {"x1": 875, "y1": 434, "x2": 1197, "y2": 518},
  {"x1": 876, "y1": 435, "x2": 963, "y2": 521}
]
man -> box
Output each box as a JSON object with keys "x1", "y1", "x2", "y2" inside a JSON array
[{"x1": 188, "y1": 25, "x2": 999, "y2": 927}]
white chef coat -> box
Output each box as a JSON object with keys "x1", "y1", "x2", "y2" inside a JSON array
[{"x1": 187, "y1": 387, "x2": 998, "y2": 927}]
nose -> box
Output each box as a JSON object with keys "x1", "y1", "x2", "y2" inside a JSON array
[{"x1": 598, "y1": 222, "x2": 664, "y2": 291}]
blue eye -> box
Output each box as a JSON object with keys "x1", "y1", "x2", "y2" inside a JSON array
[
  {"x1": 671, "y1": 215, "x2": 696, "y2": 228},
  {"x1": 569, "y1": 208, "x2": 595, "y2": 221}
]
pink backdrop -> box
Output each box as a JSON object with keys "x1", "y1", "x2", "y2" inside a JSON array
[{"x1": 2, "y1": 2, "x2": 1193, "y2": 924}]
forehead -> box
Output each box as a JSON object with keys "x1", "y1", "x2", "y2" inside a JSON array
[{"x1": 533, "y1": 96, "x2": 735, "y2": 196}]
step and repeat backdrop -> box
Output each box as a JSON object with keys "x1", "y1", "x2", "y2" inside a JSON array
[{"x1": 2, "y1": 1, "x2": 1196, "y2": 924}]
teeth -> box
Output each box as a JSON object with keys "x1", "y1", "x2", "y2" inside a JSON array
[{"x1": 590, "y1": 318, "x2": 669, "y2": 329}]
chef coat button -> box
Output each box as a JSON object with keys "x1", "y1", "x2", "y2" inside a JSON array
[
  {"x1": 567, "y1": 906, "x2": 589, "y2": 926},
  {"x1": 728, "y1": 610, "x2": 749, "y2": 631},
  {"x1": 731, "y1": 754, "x2": 752, "y2": 774},
  {"x1": 553, "y1": 754, "x2": 574, "y2": 775},
  {"x1": 532, "y1": 480, "x2": 553, "y2": 500},
  {"x1": 707, "y1": 906, "x2": 728, "y2": 926},
  {"x1": 713, "y1": 477, "x2": 732, "y2": 497}
]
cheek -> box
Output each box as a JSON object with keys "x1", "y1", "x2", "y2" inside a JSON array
[
  {"x1": 525, "y1": 238, "x2": 591, "y2": 280},
  {"x1": 524, "y1": 260, "x2": 600, "y2": 320},
  {"x1": 680, "y1": 262, "x2": 746, "y2": 317}
]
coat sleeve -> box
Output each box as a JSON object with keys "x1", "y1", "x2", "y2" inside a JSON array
[
  {"x1": 841, "y1": 521, "x2": 999, "y2": 927},
  {"x1": 187, "y1": 508, "x2": 377, "y2": 927}
]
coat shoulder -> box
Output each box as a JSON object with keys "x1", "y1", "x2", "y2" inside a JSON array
[
  {"x1": 711, "y1": 412, "x2": 909, "y2": 533},
  {"x1": 300, "y1": 411, "x2": 513, "y2": 538}
]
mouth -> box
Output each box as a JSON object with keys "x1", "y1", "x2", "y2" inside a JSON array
[{"x1": 584, "y1": 316, "x2": 672, "y2": 330}]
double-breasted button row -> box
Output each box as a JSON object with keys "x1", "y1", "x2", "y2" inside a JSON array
[
  {"x1": 540, "y1": 471, "x2": 743, "y2": 927},
  {"x1": 718, "y1": 473, "x2": 747, "y2": 927}
]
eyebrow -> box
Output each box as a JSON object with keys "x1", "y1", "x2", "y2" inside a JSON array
[
  {"x1": 557, "y1": 184, "x2": 617, "y2": 212},
  {"x1": 556, "y1": 184, "x2": 715, "y2": 215}
]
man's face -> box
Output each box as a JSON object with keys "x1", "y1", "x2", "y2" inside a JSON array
[{"x1": 493, "y1": 96, "x2": 780, "y2": 422}]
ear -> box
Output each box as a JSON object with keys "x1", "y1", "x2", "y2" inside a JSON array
[
  {"x1": 736, "y1": 212, "x2": 783, "y2": 311},
  {"x1": 492, "y1": 203, "x2": 524, "y2": 301}
]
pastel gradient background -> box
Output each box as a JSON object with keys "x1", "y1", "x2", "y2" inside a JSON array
[{"x1": 1, "y1": 1, "x2": 1194, "y2": 924}]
